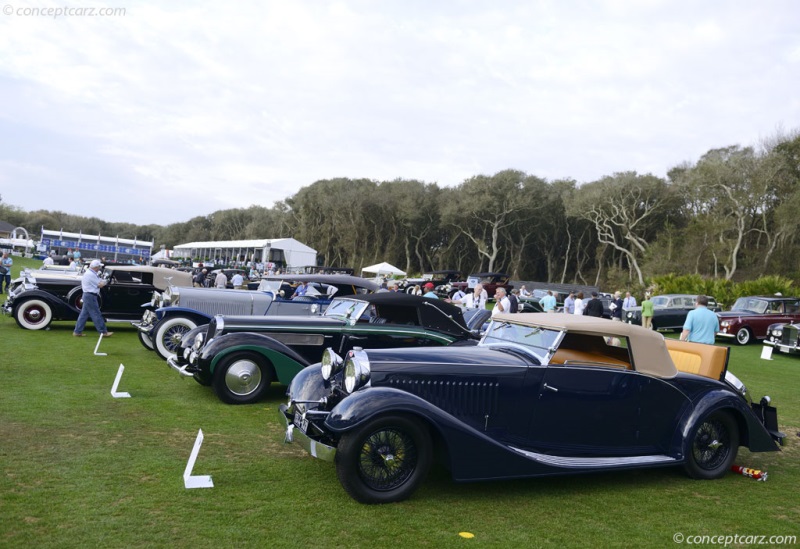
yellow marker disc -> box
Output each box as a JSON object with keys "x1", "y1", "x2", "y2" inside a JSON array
[{"x1": 459, "y1": 532, "x2": 475, "y2": 539}]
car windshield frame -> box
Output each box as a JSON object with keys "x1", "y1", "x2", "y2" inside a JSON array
[
  {"x1": 479, "y1": 319, "x2": 564, "y2": 364},
  {"x1": 323, "y1": 298, "x2": 370, "y2": 324}
]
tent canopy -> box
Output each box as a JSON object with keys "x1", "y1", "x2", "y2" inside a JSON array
[{"x1": 361, "y1": 261, "x2": 406, "y2": 277}]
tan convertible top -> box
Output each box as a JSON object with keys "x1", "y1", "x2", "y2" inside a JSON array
[
  {"x1": 104, "y1": 265, "x2": 193, "y2": 291},
  {"x1": 495, "y1": 312, "x2": 678, "y2": 379}
]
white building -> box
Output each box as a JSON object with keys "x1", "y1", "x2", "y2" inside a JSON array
[
  {"x1": 171, "y1": 238, "x2": 317, "y2": 270},
  {"x1": 39, "y1": 229, "x2": 153, "y2": 262}
]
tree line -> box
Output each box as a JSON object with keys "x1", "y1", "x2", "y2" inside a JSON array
[{"x1": 2, "y1": 131, "x2": 798, "y2": 292}]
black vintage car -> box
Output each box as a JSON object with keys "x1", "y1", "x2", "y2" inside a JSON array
[
  {"x1": 764, "y1": 321, "x2": 800, "y2": 356},
  {"x1": 2, "y1": 266, "x2": 193, "y2": 330},
  {"x1": 280, "y1": 313, "x2": 782, "y2": 504},
  {"x1": 626, "y1": 294, "x2": 721, "y2": 331},
  {"x1": 167, "y1": 293, "x2": 490, "y2": 405}
]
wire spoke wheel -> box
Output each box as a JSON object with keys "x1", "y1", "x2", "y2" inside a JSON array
[
  {"x1": 684, "y1": 411, "x2": 738, "y2": 479},
  {"x1": 357, "y1": 427, "x2": 418, "y2": 492}
]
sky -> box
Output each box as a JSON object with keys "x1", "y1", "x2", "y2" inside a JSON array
[{"x1": 1, "y1": 0, "x2": 798, "y2": 226}]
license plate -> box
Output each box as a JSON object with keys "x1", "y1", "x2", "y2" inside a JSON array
[
  {"x1": 778, "y1": 346, "x2": 791, "y2": 353},
  {"x1": 293, "y1": 412, "x2": 309, "y2": 433}
]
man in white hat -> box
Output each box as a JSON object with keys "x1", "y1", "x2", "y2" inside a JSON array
[{"x1": 73, "y1": 259, "x2": 113, "y2": 337}]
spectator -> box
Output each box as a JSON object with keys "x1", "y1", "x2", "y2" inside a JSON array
[
  {"x1": 538, "y1": 290, "x2": 557, "y2": 313},
  {"x1": 411, "y1": 285, "x2": 422, "y2": 296},
  {"x1": 573, "y1": 291, "x2": 585, "y2": 315},
  {"x1": 1, "y1": 252, "x2": 12, "y2": 292},
  {"x1": 193, "y1": 269, "x2": 207, "y2": 287},
  {"x1": 73, "y1": 248, "x2": 81, "y2": 262},
  {"x1": 422, "y1": 282, "x2": 438, "y2": 299},
  {"x1": 519, "y1": 285, "x2": 531, "y2": 298},
  {"x1": 294, "y1": 281, "x2": 308, "y2": 296},
  {"x1": 73, "y1": 259, "x2": 113, "y2": 337},
  {"x1": 449, "y1": 286, "x2": 466, "y2": 306},
  {"x1": 231, "y1": 272, "x2": 245, "y2": 289},
  {"x1": 43, "y1": 254, "x2": 55, "y2": 266},
  {"x1": 623, "y1": 291, "x2": 637, "y2": 311},
  {"x1": 215, "y1": 270, "x2": 228, "y2": 289},
  {"x1": 584, "y1": 291, "x2": 605, "y2": 317},
  {"x1": 492, "y1": 287, "x2": 511, "y2": 317},
  {"x1": 641, "y1": 292, "x2": 654, "y2": 330},
  {"x1": 610, "y1": 291, "x2": 623, "y2": 322},
  {"x1": 450, "y1": 283, "x2": 487, "y2": 309},
  {"x1": 563, "y1": 291, "x2": 575, "y2": 314},
  {"x1": 680, "y1": 295, "x2": 719, "y2": 344},
  {"x1": 509, "y1": 289, "x2": 520, "y2": 313}
]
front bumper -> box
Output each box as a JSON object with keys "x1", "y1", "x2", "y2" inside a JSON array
[
  {"x1": 716, "y1": 332, "x2": 735, "y2": 339},
  {"x1": 1, "y1": 302, "x2": 11, "y2": 316},
  {"x1": 278, "y1": 403, "x2": 336, "y2": 461},
  {"x1": 132, "y1": 310, "x2": 157, "y2": 334},
  {"x1": 763, "y1": 340, "x2": 800, "y2": 354},
  {"x1": 166, "y1": 354, "x2": 198, "y2": 378}
]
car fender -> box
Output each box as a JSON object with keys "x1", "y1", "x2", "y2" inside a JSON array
[
  {"x1": 202, "y1": 332, "x2": 311, "y2": 384},
  {"x1": 671, "y1": 389, "x2": 779, "y2": 457},
  {"x1": 155, "y1": 306, "x2": 212, "y2": 324},
  {"x1": 13, "y1": 289, "x2": 76, "y2": 320}
]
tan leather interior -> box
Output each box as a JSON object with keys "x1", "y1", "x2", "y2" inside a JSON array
[
  {"x1": 550, "y1": 348, "x2": 631, "y2": 369},
  {"x1": 665, "y1": 339, "x2": 728, "y2": 380}
]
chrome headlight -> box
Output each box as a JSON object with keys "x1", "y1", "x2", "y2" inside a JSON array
[
  {"x1": 150, "y1": 291, "x2": 162, "y2": 308},
  {"x1": 772, "y1": 328, "x2": 782, "y2": 337},
  {"x1": 343, "y1": 348, "x2": 370, "y2": 394},
  {"x1": 725, "y1": 370, "x2": 750, "y2": 404},
  {"x1": 721, "y1": 320, "x2": 731, "y2": 327},
  {"x1": 626, "y1": 311, "x2": 633, "y2": 318},
  {"x1": 192, "y1": 332, "x2": 205, "y2": 351},
  {"x1": 162, "y1": 287, "x2": 175, "y2": 306},
  {"x1": 321, "y1": 348, "x2": 344, "y2": 381}
]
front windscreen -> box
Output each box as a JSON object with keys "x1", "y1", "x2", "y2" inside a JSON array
[
  {"x1": 480, "y1": 319, "x2": 562, "y2": 363},
  {"x1": 323, "y1": 298, "x2": 369, "y2": 323},
  {"x1": 731, "y1": 298, "x2": 768, "y2": 314}
]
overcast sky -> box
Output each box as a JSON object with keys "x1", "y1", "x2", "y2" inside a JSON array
[{"x1": 1, "y1": 0, "x2": 798, "y2": 226}]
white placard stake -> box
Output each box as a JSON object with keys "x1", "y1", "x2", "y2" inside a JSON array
[
  {"x1": 110, "y1": 364, "x2": 131, "y2": 398},
  {"x1": 184, "y1": 429, "x2": 214, "y2": 489},
  {"x1": 760, "y1": 345, "x2": 773, "y2": 361},
  {"x1": 94, "y1": 333, "x2": 108, "y2": 356}
]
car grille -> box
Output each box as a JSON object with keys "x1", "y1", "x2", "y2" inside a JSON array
[{"x1": 782, "y1": 324, "x2": 799, "y2": 345}]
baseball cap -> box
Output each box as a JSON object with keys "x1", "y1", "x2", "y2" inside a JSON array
[
  {"x1": 90, "y1": 259, "x2": 104, "y2": 269},
  {"x1": 424, "y1": 282, "x2": 435, "y2": 290}
]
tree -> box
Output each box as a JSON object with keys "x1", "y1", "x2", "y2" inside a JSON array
[{"x1": 568, "y1": 172, "x2": 674, "y2": 286}]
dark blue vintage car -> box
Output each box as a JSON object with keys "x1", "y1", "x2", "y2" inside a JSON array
[
  {"x1": 279, "y1": 313, "x2": 782, "y2": 503},
  {"x1": 168, "y1": 292, "x2": 489, "y2": 405}
]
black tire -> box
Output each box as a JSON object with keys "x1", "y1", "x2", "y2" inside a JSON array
[
  {"x1": 137, "y1": 330, "x2": 155, "y2": 351},
  {"x1": 153, "y1": 316, "x2": 198, "y2": 360},
  {"x1": 335, "y1": 415, "x2": 432, "y2": 504},
  {"x1": 15, "y1": 299, "x2": 53, "y2": 330},
  {"x1": 212, "y1": 351, "x2": 273, "y2": 404},
  {"x1": 683, "y1": 411, "x2": 739, "y2": 480},
  {"x1": 735, "y1": 327, "x2": 752, "y2": 345}
]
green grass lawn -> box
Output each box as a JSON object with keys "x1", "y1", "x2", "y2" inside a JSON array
[{"x1": 2, "y1": 257, "x2": 799, "y2": 547}]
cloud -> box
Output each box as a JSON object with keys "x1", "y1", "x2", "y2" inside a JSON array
[{"x1": 0, "y1": 0, "x2": 798, "y2": 225}]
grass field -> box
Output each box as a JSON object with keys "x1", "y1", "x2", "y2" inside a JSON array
[{"x1": 2, "y1": 257, "x2": 799, "y2": 548}]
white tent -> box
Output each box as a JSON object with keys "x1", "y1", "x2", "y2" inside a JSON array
[{"x1": 361, "y1": 262, "x2": 406, "y2": 277}]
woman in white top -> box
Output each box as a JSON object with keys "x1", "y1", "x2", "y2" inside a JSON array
[{"x1": 573, "y1": 291, "x2": 585, "y2": 315}]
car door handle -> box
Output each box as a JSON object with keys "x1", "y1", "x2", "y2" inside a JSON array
[
  {"x1": 543, "y1": 383, "x2": 558, "y2": 393},
  {"x1": 348, "y1": 336, "x2": 367, "y2": 340}
]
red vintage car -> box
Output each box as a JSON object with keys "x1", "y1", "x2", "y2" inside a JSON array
[
  {"x1": 716, "y1": 295, "x2": 800, "y2": 345},
  {"x1": 450, "y1": 272, "x2": 513, "y2": 298}
]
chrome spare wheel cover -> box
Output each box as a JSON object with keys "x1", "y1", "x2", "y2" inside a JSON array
[{"x1": 225, "y1": 359, "x2": 262, "y2": 396}]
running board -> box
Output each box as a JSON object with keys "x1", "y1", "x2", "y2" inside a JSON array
[{"x1": 509, "y1": 447, "x2": 677, "y2": 468}]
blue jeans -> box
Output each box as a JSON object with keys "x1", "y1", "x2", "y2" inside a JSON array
[
  {"x1": 74, "y1": 293, "x2": 107, "y2": 334},
  {"x1": 2, "y1": 274, "x2": 9, "y2": 292}
]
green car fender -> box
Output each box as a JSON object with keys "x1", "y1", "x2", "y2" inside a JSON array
[{"x1": 207, "y1": 337, "x2": 310, "y2": 386}]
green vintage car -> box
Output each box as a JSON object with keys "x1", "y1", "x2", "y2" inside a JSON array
[{"x1": 167, "y1": 292, "x2": 490, "y2": 404}]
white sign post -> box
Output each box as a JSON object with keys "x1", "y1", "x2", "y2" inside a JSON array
[
  {"x1": 184, "y1": 429, "x2": 214, "y2": 489},
  {"x1": 760, "y1": 345, "x2": 773, "y2": 361},
  {"x1": 110, "y1": 364, "x2": 131, "y2": 398},
  {"x1": 94, "y1": 333, "x2": 108, "y2": 356}
]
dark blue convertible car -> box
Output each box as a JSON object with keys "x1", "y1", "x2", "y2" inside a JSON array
[{"x1": 280, "y1": 313, "x2": 782, "y2": 503}]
